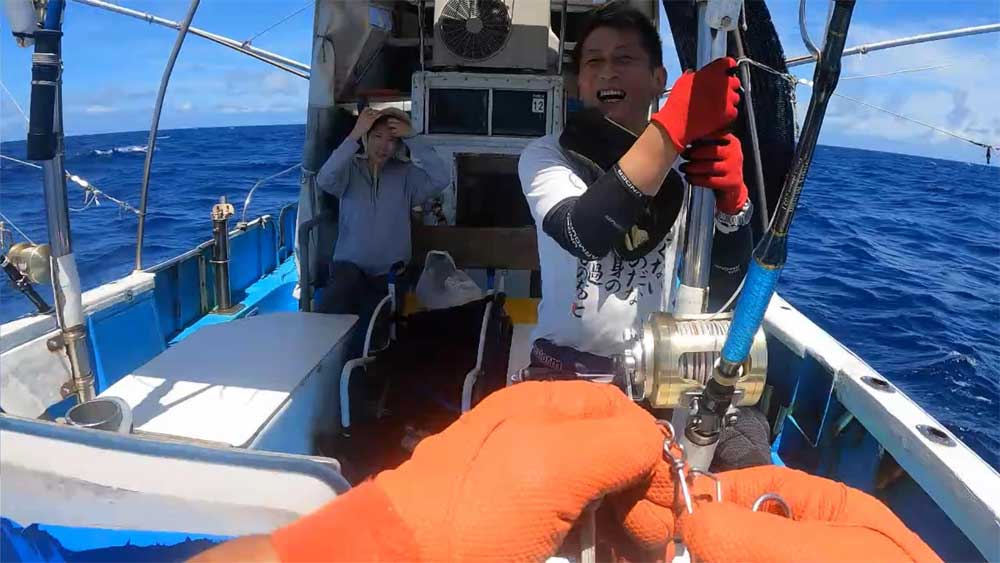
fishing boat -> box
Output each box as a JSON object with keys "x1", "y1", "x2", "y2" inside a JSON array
[{"x1": 1, "y1": 0, "x2": 997, "y2": 561}]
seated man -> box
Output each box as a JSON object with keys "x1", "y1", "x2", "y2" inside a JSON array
[
  {"x1": 519, "y1": 1, "x2": 752, "y2": 374},
  {"x1": 315, "y1": 107, "x2": 450, "y2": 341}
]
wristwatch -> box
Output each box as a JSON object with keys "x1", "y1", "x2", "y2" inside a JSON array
[{"x1": 715, "y1": 198, "x2": 753, "y2": 234}]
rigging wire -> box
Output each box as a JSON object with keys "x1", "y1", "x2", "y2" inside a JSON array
[
  {"x1": 241, "y1": 0, "x2": 314, "y2": 48},
  {"x1": 841, "y1": 59, "x2": 981, "y2": 81},
  {"x1": 1, "y1": 80, "x2": 143, "y2": 217},
  {"x1": 737, "y1": 57, "x2": 1000, "y2": 153},
  {"x1": 0, "y1": 210, "x2": 36, "y2": 244},
  {"x1": 1, "y1": 154, "x2": 41, "y2": 169},
  {"x1": 0, "y1": 81, "x2": 30, "y2": 126},
  {"x1": 707, "y1": 53, "x2": 997, "y2": 317}
]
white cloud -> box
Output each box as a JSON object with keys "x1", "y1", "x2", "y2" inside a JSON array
[
  {"x1": 215, "y1": 101, "x2": 302, "y2": 114},
  {"x1": 84, "y1": 104, "x2": 116, "y2": 114},
  {"x1": 178, "y1": 101, "x2": 193, "y2": 112},
  {"x1": 778, "y1": 19, "x2": 999, "y2": 158},
  {"x1": 262, "y1": 72, "x2": 301, "y2": 97},
  {"x1": 217, "y1": 104, "x2": 256, "y2": 114}
]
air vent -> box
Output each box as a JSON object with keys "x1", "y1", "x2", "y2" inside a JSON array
[
  {"x1": 432, "y1": 0, "x2": 549, "y2": 70},
  {"x1": 439, "y1": 0, "x2": 513, "y2": 61}
]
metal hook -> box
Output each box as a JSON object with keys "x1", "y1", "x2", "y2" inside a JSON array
[
  {"x1": 752, "y1": 493, "x2": 791, "y2": 518},
  {"x1": 656, "y1": 419, "x2": 677, "y2": 444},
  {"x1": 657, "y1": 419, "x2": 694, "y2": 514},
  {"x1": 666, "y1": 443, "x2": 693, "y2": 514},
  {"x1": 688, "y1": 469, "x2": 723, "y2": 503}
]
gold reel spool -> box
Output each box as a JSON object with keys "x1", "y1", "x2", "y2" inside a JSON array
[
  {"x1": 7, "y1": 242, "x2": 52, "y2": 284},
  {"x1": 625, "y1": 312, "x2": 767, "y2": 409}
]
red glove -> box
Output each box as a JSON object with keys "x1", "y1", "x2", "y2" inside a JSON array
[
  {"x1": 681, "y1": 133, "x2": 749, "y2": 214},
  {"x1": 651, "y1": 57, "x2": 741, "y2": 151}
]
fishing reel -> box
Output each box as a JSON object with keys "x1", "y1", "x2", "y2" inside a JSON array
[
  {"x1": 613, "y1": 312, "x2": 768, "y2": 409},
  {"x1": 6, "y1": 242, "x2": 51, "y2": 284}
]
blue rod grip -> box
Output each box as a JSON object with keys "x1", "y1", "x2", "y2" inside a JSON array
[
  {"x1": 44, "y1": 0, "x2": 64, "y2": 30},
  {"x1": 721, "y1": 260, "x2": 782, "y2": 364}
]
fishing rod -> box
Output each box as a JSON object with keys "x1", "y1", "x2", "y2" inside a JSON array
[
  {"x1": 1, "y1": 249, "x2": 52, "y2": 315},
  {"x1": 681, "y1": 0, "x2": 857, "y2": 464}
]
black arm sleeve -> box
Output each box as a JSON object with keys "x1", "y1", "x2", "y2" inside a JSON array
[
  {"x1": 541, "y1": 165, "x2": 648, "y2": 261},
  {"x1": 708, "y1": 222, "x2": 753, "y2": 312}
]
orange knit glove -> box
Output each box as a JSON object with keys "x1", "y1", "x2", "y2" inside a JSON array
[
  {"x1": 274, "y1": 381, "x2": 671, "y2": 562},
  {"x1": 677, "y1": 466, "x2": 943, "y2": 563}
]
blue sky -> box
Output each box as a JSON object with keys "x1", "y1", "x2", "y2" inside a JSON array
[{"x1": 1, "y1": 0, "x2": 998, "y2": 163}]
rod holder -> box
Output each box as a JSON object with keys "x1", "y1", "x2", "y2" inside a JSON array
[
  {"x1": 210, "y1": 196, "x2": 241, "y2": 314},
  {"x1": 66, "y1": 396, "x2": 132, "y2": 433},
  {"x1": 27, "y1": 29, "x2": 62, "y2": 161}
]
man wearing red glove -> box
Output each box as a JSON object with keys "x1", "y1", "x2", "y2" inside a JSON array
[
  {"x1": 190, "y1": 382, "x2": 941, "y2": 563},
  {"x1": 517, "y1": 1, "x2": 752, "y2": 378}
]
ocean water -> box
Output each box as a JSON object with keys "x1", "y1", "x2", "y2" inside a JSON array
[{"x1": 1, "y1": 125, "x2": 997, "y2": 468}]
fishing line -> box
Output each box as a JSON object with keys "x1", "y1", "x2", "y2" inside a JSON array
[{"x1": 0, "y1": 210, "x2": 36, "y2": 244}]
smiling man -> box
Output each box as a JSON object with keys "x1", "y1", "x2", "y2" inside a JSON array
[{"x1": 518, "y1": 0, "x2": 754, "y2": 375}]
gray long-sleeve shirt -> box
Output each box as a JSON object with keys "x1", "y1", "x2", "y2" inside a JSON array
[{"x1": 317, "y1": 134, "x2": 450, "y2": 277}]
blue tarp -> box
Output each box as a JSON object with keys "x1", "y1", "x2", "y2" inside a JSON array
[{"x1": 1, "y1": 518, "x2": 224, "y2": 562}]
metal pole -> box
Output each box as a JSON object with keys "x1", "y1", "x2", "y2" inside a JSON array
[
  {"x1": 68, "y1": 0, "x2": 310, "y2": 77},
  {"x1": 674, "y1": 0, "x2": 733, "y2": 315},
  {"x1": 557, "y1": 0, "x2": 568, "y2": 75},
  {"x1": 786, "y1": 22, "x2": 1000, "y2": 68},
  {"x1": 211, "y1": 197, "x2": 236, "y2": 313},
  {"x1": 29, "y1": 0, "x2": 96, "y2": 403},
  {"x1": 134, "y1": 0, "x2": 200, "y2": 271},
  {"x1": 296, "y1": 0, "x2": 338, "y2": 312},
  {"x1": 418, "y1": 0, "x2": 425, "y2": 72}
]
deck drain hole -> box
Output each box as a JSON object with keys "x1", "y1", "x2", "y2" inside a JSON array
[
  {"x1": 917, "y1": 424, "x2": 956, "y2": 447},
  {"x1": 861, "y1": 375, "x2": 894, "y2": 393}
]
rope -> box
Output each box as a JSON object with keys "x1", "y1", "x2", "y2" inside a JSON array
[
  {"x1": 0, "y1": 210, "x2": 36, "y2": 244},
  {"x1": 65, "y1": 173, "x2": 142, "y2": 216},
  {"x1": 736, "y1": 57, "x2": 1000, "y2": 152},
  {"x1": 241, "y1": 0, "x2": 313, "y2": 47},
  {"x1": 1, "y1": 152, "x2": 142, "y2": 217},
  {"x1": 1, "y1": 80, "x2": 142, "y2": 217}
]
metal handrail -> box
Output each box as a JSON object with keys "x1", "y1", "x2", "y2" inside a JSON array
[
  {"x1": 296, "y1": 211, "x2": 335, "y2": 312},
  {"x1": 239, "y1": 163, "x2": 302, "y2": 226},
  {"x1": 277, "y1": 203, "x2": 298, "y2": 259},
  {"x1": 134, "y1": 0, "x2": 201, "y2": 271}
]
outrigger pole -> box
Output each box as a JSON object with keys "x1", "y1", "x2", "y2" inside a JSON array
[
  {"x1": 68, "y1": 0, "x2": 310, "y2": 79},
  {"x1": 69, "y1": 0, "x2": 997, "y2": 85},
  {"x1": 787, "y1": 22, "x2": 1000, "y2": 68},
  {"x1": 682, "y1": 0, "x2": 857, "y2": 468}
]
